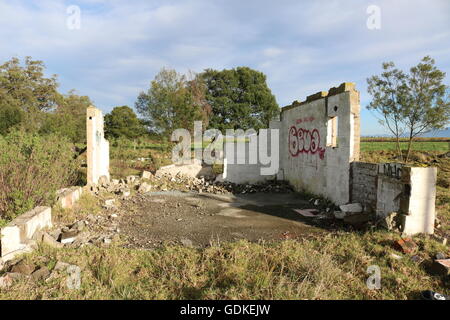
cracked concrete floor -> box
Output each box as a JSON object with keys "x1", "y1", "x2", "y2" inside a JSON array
[{"x1": 118, "y1": 191, "x2": 327, "y2": 249}]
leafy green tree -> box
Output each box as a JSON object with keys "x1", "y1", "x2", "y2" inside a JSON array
[
  {"x1": 135, "y1": 68, "x2": 210, "y2": 137},
  {"x1": 367, "y1": 56, "x2": 450, "y2": 162},
  {"x1": 201, "y1": 67, "x2": 279, "y2": 131},
  {"x1": 105, "y1": 106, "x2": 147, "y2": 139},
  {"x1": 0, "y1": 57, "x2": 60, "y2": 132},
  {"x1": 40, "y1": 91, "x2": 92, "y2": 143}
]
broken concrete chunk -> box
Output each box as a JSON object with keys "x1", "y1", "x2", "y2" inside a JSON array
[
  {"x1": 70, "y1": 220, "x2": 85, "y2": 232},
  {"x1": 180, "y1": 238, "x2": 193, "y2": 247},
  {"x1": 98, "y1": 175, "x2": 109, "y2": 187},
  {"x1": 141, "y1": 171, "x2": 153, "y2": 179},
  {"x1": 31, "y1": 267, "x2": 50, "y2": 281},
  {"x1": 339, "y1": 203, "x2": 363, "y2": 214},
  {"x1": 430, "y1": 259, "x2": 450, "y2": 276},
  {"x1": 59, "y1": 230, "x2": 79, "y2": 244},
  {"x1": 343, "y1": 213, "x2": 370, "y2": 228},
  {"x1": 104, "y1": 199, "x2": 116, "y2": 208},
  {"x1": 138, "y1": 182, "x2": 152, "y2": 193},
  {"x1": 10, "y1": 260, "x2": 35, "y2": 275},
  {"x1": 126, "y1": 175, "x2": 137, "y2": 185},
  {"x1": 54, "y1": 261, "x2": 71, "y2": 271},
  {"x1": 334, "y1": 211, "x2": 346, "y2": 219},
  {"x1": 0, "y1": 275, "x2": 13, "y2": 289},
  {"x1": 42, "y1": 232, "x2": 64, "y2": 249},
  {"x1": 394, "y1": 238, "x2": 417, "y2": 255}
]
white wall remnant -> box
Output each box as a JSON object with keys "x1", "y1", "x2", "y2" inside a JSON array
[
  {"x1": 277, "y1": 82, "x2": 360, "y2": 205},
  {"x1": 0, "y1": 207, "x2": 52, "y2": 262},
  {"x1": 87, "y1": 106, "x2": 110, "y2": 185},
  {"x1": 222, "y1": 82, "x2": 438, "y2": 235}
]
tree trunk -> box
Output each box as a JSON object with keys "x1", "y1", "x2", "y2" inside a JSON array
[
  {"x1": 395, "y1": 135, "x2": 403, "y2": 162},
  {"x1": 405, "y1": 135, "x2": 414, "y2": 163}
]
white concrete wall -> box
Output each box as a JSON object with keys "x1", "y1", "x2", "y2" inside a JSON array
[{"x1": 279, "y1": 83, "x2": 360, "y2": 205}]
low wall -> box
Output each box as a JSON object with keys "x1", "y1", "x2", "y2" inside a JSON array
[
  {"x1": 350, "y1": 162, "x2": 378, "y2": 212},
  {"x1": 351, "y1": 162, "x2": 437, "y2": 235},
  {"x1": 56, "y1": 186, "x2": 83, "y2": 209},
  {"x1": 0, "y1": 206, "x2": 52, "y2": 262}
]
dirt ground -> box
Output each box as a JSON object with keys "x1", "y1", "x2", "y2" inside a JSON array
[{"x1": 117, "y1": 191, "x2": 327, "y2": 249}]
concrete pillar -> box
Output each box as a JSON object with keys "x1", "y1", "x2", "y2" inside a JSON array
[
  {"x1": 401, "y1": 167, "x2": 437, "y2": 235},
  {"x1": 87, "y1": 106, "x2": 110, "y2": 185}
]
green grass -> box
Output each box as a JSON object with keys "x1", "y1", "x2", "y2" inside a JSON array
[
  {"x1": 361, "y1": 141, "x2": 450, "y2": 153},
  {"x1": 0, "y1": 232, "x2": 447, "y2": 300}
]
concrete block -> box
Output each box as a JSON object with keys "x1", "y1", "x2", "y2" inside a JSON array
[
  {"x1": 1, "y1": 206, "x2": 52, "y2": 260},
  {"x1": 56, "y1": 187, "x2": 82, "y2": 209}
]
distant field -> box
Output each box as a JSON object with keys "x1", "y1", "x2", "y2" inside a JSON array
[{"x1": 361, "y1": 141, "x2": 450, "y2": 153}]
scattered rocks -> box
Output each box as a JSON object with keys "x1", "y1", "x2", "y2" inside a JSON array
[
  {"x1": 334, "y1": 211, "x2": 346, "y2": 219},
  {"x1": 394, "y1": 238, "x2": 418, "y2": 255},
  {"x1": 435, "y1": 252, "x2": 447, "y2": 260},
  {"x1": 10, "y1": 260, "x2": 35, "y2": 275},
  {"x1": 54, "y1": 261, "x2": 71, "y2": 271},
  {"x1": 138, "y1": 182, "x2": 152, "y2": 193},
  {"x1": 31, "y1": 267, "x2": 50, "y2": 281},
  {"x1": 339, "y1": 203, "x2": 363, "y2": 214},
  {"x1": 141, "y1": 171, "x2": 153, "y2": 179},
  {"x1": 343, "y1": 213, "x2": 370, "y2": 229},
  {"x1": 59, "y1": 230, "x2": 79, "y2": 244},
  {"x1": 41, "y1": 232, "x2": 64, "y2": 249},
  {"x1": 104, "y1": 198, "x2": 116, "y2": 209},
  {"x1": 0, "y1": 274, "x2": 13, "y2": 289},
  {"x1": 180, "y1": 238, "x2": 193, "y2": 247},
  {"x1": 430, "y1": 259, "x2": 450, "y2": 276}
]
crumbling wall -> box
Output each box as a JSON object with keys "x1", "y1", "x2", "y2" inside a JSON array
[
  {"x1": 350, "y1": 162, "x2": 378, "y2": 212},
  {"x1": 350, "y1": 162, "x2": 437, "y2": 235},
  {"x1": 87, "y1": 106, "x2": 110, "y2": 185},
  {"x1": 276, "y1": 83, "x2": 360, "y2": 205}
]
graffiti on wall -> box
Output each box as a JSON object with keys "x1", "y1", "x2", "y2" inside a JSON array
[
  {"x1": 380, "y1": 163, "x2": 403, "y2": 179},
  {"x1": 288, "y1": 126, "x2": 326, "y2": 160}
]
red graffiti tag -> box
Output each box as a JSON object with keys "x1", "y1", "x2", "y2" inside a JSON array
[{"x1": 288, "y1": 126, "x2": 326, "y2": 160}]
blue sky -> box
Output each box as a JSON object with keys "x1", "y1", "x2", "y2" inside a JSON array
[{"x1": 0, "y1": 0, "x2": 449, "y2": 135}]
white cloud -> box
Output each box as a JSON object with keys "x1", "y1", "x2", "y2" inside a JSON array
[{"x1": 0, "y1": 0, "x2": 448, "y2": 135}]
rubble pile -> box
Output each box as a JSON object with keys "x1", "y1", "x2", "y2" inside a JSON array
[{"x1": 89, "y1": 170, "x2": 295, "y2": 196}]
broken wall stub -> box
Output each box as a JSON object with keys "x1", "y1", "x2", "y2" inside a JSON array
[
  {"x1": 351, "y1": 162, "x2": 437, "y2": 235},
  {"x1": 87, "y1": 106, "x2": 110, "y2": 185},
  {"x1": 275, "y1": 83, "x2": 360, "y2": 205},
  {"x1": 377, "y1": 164, "x2": 437, "y2": 235}
]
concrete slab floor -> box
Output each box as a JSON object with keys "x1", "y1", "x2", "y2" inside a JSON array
[{"x1": 118, "y1": 192, "x2": 328, "y2": 249}]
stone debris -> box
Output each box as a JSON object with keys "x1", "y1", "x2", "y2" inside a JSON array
[
  {"x1": 10, "y1": 259, "x2": 35, "y2": 275},
  {"x1": 104, "y1": 199, "x2": 116, "y2": 208},
  {"x1": 59, "y1": 230, "x2": 79, "y2": 244},
  {"x1": 430, "y1": 259, "x2": 450, "y2": 276},
  {"x1": 334, "y1": 211, "x2": 346, "y2": 219},
  {"x1": 31, "y1": 266, "x2": 50, "y2": 281},
  {"x1": 0, "y1": 274, "x2": 13, "y2": 289},
  {"x1": 343, "y1": 213, "x2": 370, "y2": 229},
  {"x1": 180, "y1": 238, "x2": 193, "y2": 247},
  {"x1": 41, "y1": 232, "x2": 64, "y2": 249},
  {"x1": 138, "y1": 182, "x2": 152, "y2": 193},
  {"x1": 339, "y1": 203, "x2": 363, "y2": 214},
  {"x1": 141, "y1": 171, "x2": 153, "y2": 179},
  {"x1": 54, "y1": 261, "x2": 71, "y2": 271},
  {"x1": 293, "y1": 208, "x2": 319, "y2": 217},
  {"x1": 394, "y1": 238, "x2": 418, "y2": 255}
]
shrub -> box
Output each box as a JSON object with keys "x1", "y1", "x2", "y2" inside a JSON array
[{"x1": 0, "y1": 130, "x2": 78, "y2": 220}]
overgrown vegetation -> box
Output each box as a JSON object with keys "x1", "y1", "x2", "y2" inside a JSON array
[
  {"x1": 0, "y1": 130, "x2": 78, "y2": 220},
  {"x1": 0, "y1": 231, "x2": 448, "y2": 300}
]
